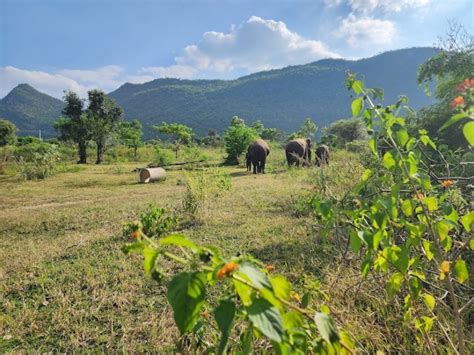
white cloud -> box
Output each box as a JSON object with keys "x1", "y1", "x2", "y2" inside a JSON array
[
  {"x1": 1, "y1": 16, "x2": 340, "y2": 98},
  {"x1": 172, "y1": 16, "x2": 340, "y2": 75},
  {"x1": 330, "y1": 0, "x2": 431, "y2": 13},
  {"x1": 336, "y1": 13, "x2": 396, "y2": 47}
]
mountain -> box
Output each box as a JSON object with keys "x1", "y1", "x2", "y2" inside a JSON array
[
  {"x1": 0, "y1": 84, "x2": 64, "y2": 137},
  {"x1": 0, "y1": 47, "x2": 438, "y2": 138},
  {"x1": 110, "y1": 47, "x2": 438, "y2": 137}
]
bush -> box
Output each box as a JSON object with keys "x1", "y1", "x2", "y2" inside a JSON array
[
  {"x1": 123, "y1": 204, "x2": 178, "y2": 240},
  {"x1": 223, "y1": 116, "x2": 258, "y2": 165},
  {"x1": 14, "y1": 142, "x2": 61, "y2": 180},
  {"x1": 153, "y1": 146, "x2": 174, "y2": 166}
]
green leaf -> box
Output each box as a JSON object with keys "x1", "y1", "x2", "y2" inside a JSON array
[
  {"x1": 167, "y1": 272, "x2": 206, "y2": 334},
  {"x1": 424, "y1": 294, "x2": 435, "y2": 311},
  {"x1": 301, "y1": 292, "x2": 311, "y2": 308},
  {"x1": 386, "y1": 272, "x2": 404, "y2": 297},
  {"x1": 238, "y1": 262, "x2": 272, "y2": 290},
  {"x1": 369, "y1": 136, "x2": 377, "y2": 155},
  {"x1": 233, "y1": 276, "x2": 253, "y2": 306},
  {"x1": 415, "y1": 316, "x2": 434, "y2": 333},
  {"x1": 143, "y1": 246, "x2": 159, "y2": 276},
  {"x1": 314, "y1": 312, "x2": 340, "y2": 344},
  {"x1": 350, "y1": 231, "x2": 363, "y2": 253},
  {"x1": 470, "y1": 239, "x2": 474, "y2": 250},
  {"x1": 121, "y1": 241, "x2": 145, "y2": 254},
  {"x1": 270, "y1": 275, "x2": 291, "y2": 301},
  {"x1": 463, "y1": 121, "x2": 474, "y2": 146},
  {"x1": 401, "y1": 200, "x2": 413, "y2": 217},
  {"x1": 394, "y1": 127, "x2": 409, "y2": 147},
  {"x1": 351, "y1": 98, "x2": 363, "y2": 117},
  {"x1": 422, "y1": 240, "x2": 436, "y2": 261},
  {"x1": 282, "y1": 311, "x2": 304, "y2": 330},
  {"x1": 439, "y1": 112, "x2": 467, "y2": 131},
  {"x1": 420, "y1": 135, "x2": 436, "y2": 149},
  {"x1": 383, "y1": 151, "x2": 396, "y2": 169},
  {"x1": 461, "y1": 211, "x2": 474, "y2": 232},
  {"x1": 352, "y1": 80, "x2": 364, "y2": 95},
  {"x1": 435, "y1": 221, "x2": 452, "y2": 241},
  {"x1": 453, "y1": 259, "x2": 468, "y2": 284},
  {"x1": 214, "y1": 300, "x2": 236, "y2": 354},
  {"x1": 424, "y1": 197, "x2": 438, "y2": 212},
  {"x1": 160, "y1": 234, "x2": 199, "y2": 253},
  {"x1": 246, "y1": 298, "x2": 284, "y2": 342}
]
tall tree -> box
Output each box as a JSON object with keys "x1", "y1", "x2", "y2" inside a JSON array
[
  {"x1": 87, "y1": 90, "x2": 123, "y2": 164},
  {"x1": 288, "y1": 118, "x2": 318, "y2": 141},
  {"x1": 417, "y1": 22, "x2": 474, "y2": 148},
  {"x1": 119, "y1": 119, "x2": 143, "y2": 160},
  {"x1": 54, "y1": 91, "x2": 90, "y2": 163},
  {"x1": 0, "y1": 119, "x2": 17, "y2": 146},
  {"x1": 154, "y1": 122, "x2": 194, "y2": 158}
]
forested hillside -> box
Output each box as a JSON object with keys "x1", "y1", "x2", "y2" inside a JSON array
[
  {"x1": 0, "y1": 47, "x2": 438, "y2": 138},
  {"x1": 0, "y1": 84, "x2": 64, "y2": 137},
  {"x1": 110, "y1": 47, "x2": 438, "y2": 136}
]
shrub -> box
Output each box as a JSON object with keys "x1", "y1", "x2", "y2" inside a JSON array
[
  {"x1": 123, "y1": 204, "x2": 178, "y2": 240},
  {"x1": 14, "y1": 142, "x2": 61, "y2": 180},
  {"x1": 223, "y1": 116, "x2": 258, "y2": 165},
  {"x1": 153, "y1": 146, "x2": 174, "y2": 166}
]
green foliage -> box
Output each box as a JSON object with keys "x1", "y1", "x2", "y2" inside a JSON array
[
  {"x1": 123, "y1": 215, "x2": 352, "y2": 353},
  {"x1": 288, "y1": 118, "x2": 318, "y2": 141},
  {"x1": 311, "y1": 74, "x2": 472, "y2": 353},
  {"x1": 201, "y1": 129, "x2": 222, "y2": 147},
  {"x1": 322, "y1": 118, "x2": 367, "y2": 147},
  {"x1": 119, "y1": 119, "x2": 143, "y2": 160},
  {"x1": 153, "y1": 145, "x2": 174, "y2": 166},
  {"x1": 154, "y1": 122, "x2": 194, "y2": 158},
  {"x1": 0, "y1": 118, "x2": 17, "y2": 146},
  {"x1": 14, "y1": 142, "x2": 61, "y2": 180},
  {"x1": 223, "y1": 116, "x2": 259, "y2": 164},
  {"x1": 181, "y1": 169, "x2": 232, "y2": 218},
  {"x1": 87, "y1": 90, "x2": 124, "y2": 164},
  {"x1": 54, "y1": 91, "x2": 89, "y2": 163}
]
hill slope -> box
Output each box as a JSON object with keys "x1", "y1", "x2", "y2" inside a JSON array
[
  {"x1": 0, "y1": 47, "x2": 438, "y2": 138},
  {"x1": 0, "y1": 84, "x2": 64, "y2": 137},
  {"x1": 110, "y1": 47, "x2": 438, "y2": 137}
]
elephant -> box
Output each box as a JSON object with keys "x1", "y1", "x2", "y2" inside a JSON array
[
  {"x1": 246, "y1": 139, "x2": 270, "y2": 174},
  {"x1": 285, "y1": 138, "x2": 311, "y2": 167},
  {"x1": 315, "y1": 145, "x2": 330, "y2": 166}
]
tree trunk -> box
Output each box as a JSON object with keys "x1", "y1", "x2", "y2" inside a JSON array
[
  {"x1": 78, "y1": 141, "x2": 87, "y2": 164},
  {"x1": 96, "y1": 141, "x2": 104, "y2": 164},
  {"x1": 133, "y1": 146, "x2": 138, "y2": 160}
]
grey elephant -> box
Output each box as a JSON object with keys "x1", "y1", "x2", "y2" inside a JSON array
[
  {"x1": 246, "y1": 139, "x2": 270, "y2": 174},
  {"x1": 285, "y1": 138, "x2": 311, "y2": 167},
  {"x1": 315, "y1": 144, "x2": 330, "y2": 166}
]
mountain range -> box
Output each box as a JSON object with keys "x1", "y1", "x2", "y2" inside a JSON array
[{"x1": 0, "y1": 47, "x2": 438, "y2": 138}]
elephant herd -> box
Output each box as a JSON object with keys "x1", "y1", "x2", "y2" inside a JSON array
[{"x1": 245, "y1": 138, "x2": 329, "y2": 174}]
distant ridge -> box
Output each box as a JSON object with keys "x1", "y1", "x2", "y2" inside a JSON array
[
  {"x1": 0, "y1": 47, "x2": 438, "y2": 138},
  {"x1": 0, "y1": 84, "x2": 64, "y2": 137}
]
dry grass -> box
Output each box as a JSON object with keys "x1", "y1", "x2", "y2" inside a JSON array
[{"x1": 0, "y1": 148, "x2": 423, "y2": 352}]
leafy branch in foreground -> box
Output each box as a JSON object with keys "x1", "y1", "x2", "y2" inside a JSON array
[
  {"x1": 312, "y1": 74, "x2": 472, "y2": 354},
  {"x1": 122, "y1": 206, "x2": 354, "y2": 354}
]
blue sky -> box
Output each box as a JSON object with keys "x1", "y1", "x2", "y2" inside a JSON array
[{"x1": 1, "y1": 0, "x2": 472, "y2": 98}]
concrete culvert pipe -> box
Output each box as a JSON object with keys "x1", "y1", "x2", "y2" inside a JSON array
[{"x1": 139, "y1": 167, "x2": 167, "y2": 183}]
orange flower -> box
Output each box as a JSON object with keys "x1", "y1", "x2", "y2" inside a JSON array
[
  {"x1": 201, "y1": 310, "x2": 210, "y2": 318},
  {"x1": 440, "y1": 260, "x2": 450, "y2": 274},
  {"x1": 441, "y1": 180, "x2": 454, "y2": 188},
  {"x1": 456, "y1": 78, "x2": 474, "y2": 92},
  {"x1": 413, "y1": 193, "x2": 425, "y2": 201},
  {"x1": 290, "y1": 291, "x2": 301, "y2": 302},
  {"x1": 217, "y1": 261, "x2": 239, "y2": 280},
  {"x1": 131, "y1": 231, "x2": 140, "y2": 239},
  {"x1": 450, "y1": 96, "x2": 465, "y2": 108},
  {"x1": 265, "y1": 265, "x2": 275, "y2": 272}
]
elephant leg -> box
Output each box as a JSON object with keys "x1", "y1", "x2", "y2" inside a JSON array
[
  {"x1": 253, "y1": 162, "x2": 257, "y2": 174},
  {"x1": 261, "y1": 158, "x2": 266, "y2": 174}
]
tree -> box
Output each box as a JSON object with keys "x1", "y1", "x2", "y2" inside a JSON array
[
  {"x1": 119, "y1": 119, "x2": 143, "y2": 160},
  {"x1": 54, "y1": 91, "x2": 90, "y2": 163},
  {"x1": 223, "y1": 116, "x2": 258, "y2": 164},
  {"x1": 322, "y1": 118, "x2": 367, "y2": 147},
  {"x1": 0, "y1": 119, "x2": 17, "y2": 146},
  {"x1": 202, "y1": 129, "x2": 222, "y2": 147},
  {"x1": 154, "y1": 122, "x2": 194, "y2": 158},
  {"x1": 87, "y1": 90, "x2": 123, "y2": 164},
  {"x1": 288, "y1": 118, "x2": 318, "y2": 141},
  {"x1": 417, "y1": 22, "x2": 474, "y2": 148}
]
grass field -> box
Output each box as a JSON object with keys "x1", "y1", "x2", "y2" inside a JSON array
[{"x1": 0, "y1": 147, "x2": 433, "y2": 352}]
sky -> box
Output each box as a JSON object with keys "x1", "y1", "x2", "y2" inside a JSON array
[{"x1": 0, "y1": 0, "x2": 472, "y2": 98}]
